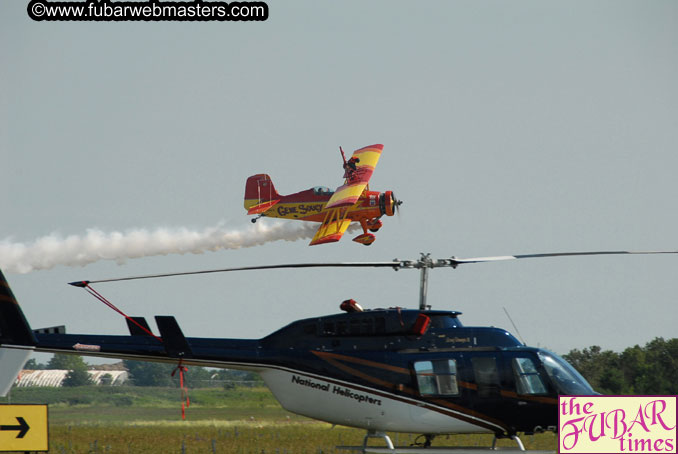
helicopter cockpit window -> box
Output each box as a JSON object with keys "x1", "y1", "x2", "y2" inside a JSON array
[
  {"x1": 512, "y1": 357, "x2": 547, "y2": 395},
  {"x1": 538, "y1": 351, "x2": 595, "y2": 395},
  {"x1": 414, "y1": 360, "x2": 459, "y2": 396},
  {"x1": 471, "y1": 356, "x2": 501, "y2": 398}
]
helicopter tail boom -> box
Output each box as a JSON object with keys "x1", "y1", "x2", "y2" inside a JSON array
[
  {"x1": 0, "y1": 270, "x2": 37, "y2": 348},
  {"x1": 0, "y1": 270, "x2": 37, "y2": 396}
]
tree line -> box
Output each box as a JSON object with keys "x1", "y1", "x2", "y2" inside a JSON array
[
  {"x1": 563, "y1": 337, "x2": 678, "y2": 395},
  {"x1": 25, "y1": 355, "x2": 262, "y2": 388}
]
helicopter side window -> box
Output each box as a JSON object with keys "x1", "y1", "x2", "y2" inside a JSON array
[
  {"x1": 361, "y1": 318, "x2": 374, "y2": 334},
  {"x1": 375, "y1": 317, "x2": 386, "y2": 334},
  {"x1": 323, "y1": 322, "x2": 336, "y2": 335},
  {"x1": 512, "y1": 357, "x2": 547, "y2": 395},
  {"x1": 471, "y1": 356, "x2": 501, "y2": 398},
  {"x1": 303, "y1": 324, "x2": 316, "y2": 335},
  {"x1": 336, "y1": 321, "x2": 348, "y2": 335},
  {"x1": 414, "y1": 360, "x2": 459, "y2": 396},
  {"x1": 350, "y1": 319, "x2": 361, "y2": 335}
]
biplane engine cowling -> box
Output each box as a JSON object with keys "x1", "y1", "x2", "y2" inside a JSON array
[{"x1": 380, "y1": 191, "x2": 397, "y2": 217}]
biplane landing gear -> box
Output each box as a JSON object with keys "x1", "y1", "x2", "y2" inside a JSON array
[
  {"x1": 354, "y1": 219, "x2": 377, "y2": 245},
  {"x1": 251, "y1": 214, "x2": 264, "y2": 223},
  {"x1": 353, "y1": 233, "x2": 376, "y2": 245},
  {"x1": 367, "y1": 219, "x2": 383, "y2": 233}
]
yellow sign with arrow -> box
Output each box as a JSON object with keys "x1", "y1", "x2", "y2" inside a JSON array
[{"x1": 0, "y1": 404, "x2": 48, "y2": 452}]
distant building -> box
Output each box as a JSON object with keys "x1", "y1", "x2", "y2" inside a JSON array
[{"x1": 15, "y1": 369, "x2": 129, "y2": 387}]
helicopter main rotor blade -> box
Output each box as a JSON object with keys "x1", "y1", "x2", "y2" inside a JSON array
[
  {"x1": 69, "y1": 261, "x2": 403, "y2": 286},
  {"x1": 68, "y1": 249, "x2": 678, "y2": 287},
  {"x1": 450, "y1": 250, "x2": 678, "y2": 266}
]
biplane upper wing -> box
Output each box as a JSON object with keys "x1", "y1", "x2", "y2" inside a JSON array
[
  {"x1": 309, "y1": 208, "x2": 352, "y2": 246},
  {"x1": 325, "y1": 144, "x2": 383, "y2": 209}
]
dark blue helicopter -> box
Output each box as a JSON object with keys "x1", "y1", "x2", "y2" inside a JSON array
[{"x1": 0, "y1": 251, "x2": 674, "y2": 450}]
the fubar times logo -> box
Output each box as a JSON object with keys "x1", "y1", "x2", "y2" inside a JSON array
[{"x1": 559, "y1": 396, "x2": 677, "y2": 453}]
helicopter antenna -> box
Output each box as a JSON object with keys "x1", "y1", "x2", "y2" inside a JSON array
[
  {"x1": 503, "y1": 306, "x2": 526, "y2": 345},
  {"x1": 69, "y1": 249, "x2": 678, "y2": 311}
]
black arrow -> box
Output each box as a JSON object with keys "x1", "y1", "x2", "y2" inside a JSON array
[{"x1": 0, "y1": 416, "x2": 30, "y2": 438}]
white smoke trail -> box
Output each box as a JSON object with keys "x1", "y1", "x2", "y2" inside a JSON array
[{"x1": 0, "y1": 221, "x2": 323, "y2": 274}]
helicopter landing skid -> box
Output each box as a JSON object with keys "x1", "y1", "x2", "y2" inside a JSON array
[
  {"x1": 337, "y1": 432, "x2": 555, "y2": 454},
  {"x1": 493, "y1": 434, "x2": 525, "y2": 451},
  {"x1": 338, "y1": 449, "x2": 552, "y2": 454}
]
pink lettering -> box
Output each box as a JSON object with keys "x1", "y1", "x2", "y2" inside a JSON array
[
  {"x1": 561, "y1": 417, "x2": 586, "y2": 450},
  {"x1": 606, "y1": 408, "x2": 628, "y2": 439},
  {"x1": 646, "y1": 399, "x2": 676, "y2": 431}
]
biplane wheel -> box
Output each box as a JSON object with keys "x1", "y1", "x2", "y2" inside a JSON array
[
  {"x1": 251, "y1": 218, "x2": 257, "y2": 223},
  {"x1": 352, "y1": 233, "x2": 376, "y2": 245}
]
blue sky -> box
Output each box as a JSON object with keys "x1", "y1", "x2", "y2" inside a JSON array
[{"x1": 1, "y1": 0, "x2": 677, "y2": 358}]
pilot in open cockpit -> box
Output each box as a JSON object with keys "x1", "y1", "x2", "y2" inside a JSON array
[{"x1": 343, "y1": 156, "x2": 360, "y2": 180}]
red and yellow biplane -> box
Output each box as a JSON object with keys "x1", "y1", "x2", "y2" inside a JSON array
[{"x1": 244, "y1": 144, "x2": 401, "y2": 246}]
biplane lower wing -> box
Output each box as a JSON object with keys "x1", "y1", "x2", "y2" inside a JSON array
[{"x1": 309, "y1": 208, "x2": 352, "y2": 246}]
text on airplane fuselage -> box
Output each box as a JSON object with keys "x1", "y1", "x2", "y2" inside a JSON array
[{"x1": 277, "y1": 203, "x2": 324, "y2": 217}]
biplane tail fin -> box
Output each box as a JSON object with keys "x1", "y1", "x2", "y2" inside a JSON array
[
  {"x1": 244, "y1": 174, "x2": 281, "y2": 214},
  {"x1": 0, "y1": 269, "x2": 36, "y2": 396}
]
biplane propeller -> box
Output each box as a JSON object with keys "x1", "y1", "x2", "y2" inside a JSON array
[
  {"x1": 1, "y1": 248, "x2": 676, "y2": 451},
  {"x1": 244, "y1": 144, "x2": 402, "y2": 246}
]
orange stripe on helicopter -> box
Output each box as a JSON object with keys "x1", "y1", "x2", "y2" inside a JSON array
[
  {"x1": 312, "y1": 351, "x2": 411, "y2": 375},
  {"x1": 311, "y1": 350, "x2": 509, "y2": 432}
]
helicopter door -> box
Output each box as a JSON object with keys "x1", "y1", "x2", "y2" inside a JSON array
[
  {"x1": 470, "y1": 355, "x2": 501, "y2": 398},
  {"x1": 466, "y1": 353, "x2": 513, "y2": 429},
  {"x1": 504, "y1": 353, "x2": 552, "y2": 433}
]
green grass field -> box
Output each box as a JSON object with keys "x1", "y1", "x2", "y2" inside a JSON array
[{"x1": 2, "y1": 386, "x2": 557, "y2": 453}]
